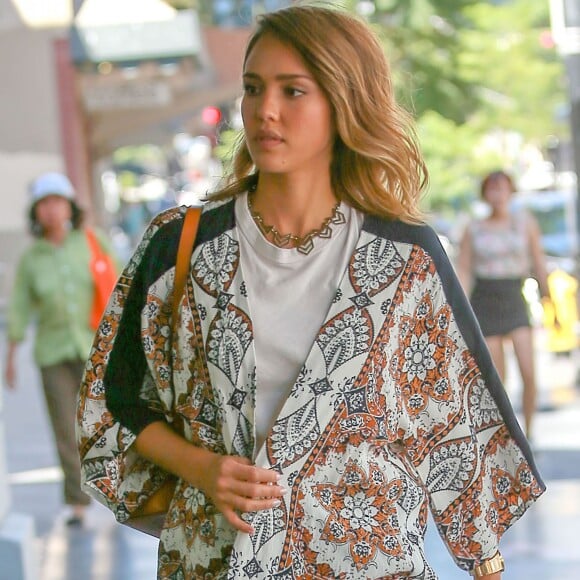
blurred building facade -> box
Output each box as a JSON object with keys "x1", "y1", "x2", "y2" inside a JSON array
[
  {"x1": 0, "y1": 0, "x2": 290, "y2": 304},
  {"x1": 0, "y1": 1, "x2": 72, "y2": 302}
]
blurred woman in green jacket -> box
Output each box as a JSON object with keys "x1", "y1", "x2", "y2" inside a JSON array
[{"x1": 4, "y1": 172, "x2": 118, "y2": 526}]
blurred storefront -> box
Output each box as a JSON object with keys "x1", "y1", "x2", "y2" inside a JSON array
[
  {"x1": 66, "y1": 0, "x2": 247, "y2": 237},
  {"x1": 0, "y1": 0, "x2": 291, "y2": 292},
  {"x1": 67, "y1": 0, "x2": 294, "y2": 255}
]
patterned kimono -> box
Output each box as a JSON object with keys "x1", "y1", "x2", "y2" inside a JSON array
[{"x1": 78, "y1": 199, "x2": 545, "y2": 579}]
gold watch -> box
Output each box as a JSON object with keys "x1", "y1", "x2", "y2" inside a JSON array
[{"x1": 472, "y1": 552, "x2": 505, "y2": 577}]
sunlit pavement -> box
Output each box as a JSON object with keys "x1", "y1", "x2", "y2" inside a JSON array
[{"x1": 3, "y1": 328, "x2": 580, "y2": 579}]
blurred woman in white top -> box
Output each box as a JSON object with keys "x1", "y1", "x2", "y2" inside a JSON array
[{"x1": 457, "y1": 170, "x2": 553, "y2": 439}]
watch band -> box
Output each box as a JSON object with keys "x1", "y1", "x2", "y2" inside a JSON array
[{"x1": 472, "y1": 552, "x2": 505, "y2": 577}]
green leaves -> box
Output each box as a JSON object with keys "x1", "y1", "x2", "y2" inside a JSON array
[{"x1": 352, "y1": 0, "x2": 566, "y2": 208}]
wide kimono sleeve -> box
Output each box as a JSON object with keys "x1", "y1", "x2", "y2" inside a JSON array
[
  {"x1": 76, "y1": 206, "x2": 185, "y2": 523},
  {"x1": 390, "y1": 226, "x2": 545, "y2": 574}
]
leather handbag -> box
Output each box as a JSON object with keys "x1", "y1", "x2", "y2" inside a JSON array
[
  {"x1": 85, "y1": 228, "x2": 119, "y2": 330},
  {"x1": 123, "y1": 206, "x2": 202, "y2": 538}
]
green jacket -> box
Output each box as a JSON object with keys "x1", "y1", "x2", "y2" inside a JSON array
[{"x1": 7, "y1": 228, "x2": 118, "y2": 367}]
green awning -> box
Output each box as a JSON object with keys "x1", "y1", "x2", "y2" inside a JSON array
[{"x1": 70, "y1": 10, "x2": 202, "y2": 65}]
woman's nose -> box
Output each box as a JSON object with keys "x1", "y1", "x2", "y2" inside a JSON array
[{"x1": 256, "y1": 92, "x2": 279, "y2": 121}]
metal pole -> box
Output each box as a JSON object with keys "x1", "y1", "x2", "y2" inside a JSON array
[
  {"x1": 551, "y1": 0, "x2": 580, "y2": 280},
  {"x1": 53, "y1": 38, "x2": 95, "y2": 220},
  {"x1": 564, "y1": 54, "x2": 580, "y2": 260}
]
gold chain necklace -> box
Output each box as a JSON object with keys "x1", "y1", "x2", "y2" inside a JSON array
[{"x1": 248, "y1": 196, "x2": 346, "y2": 255}]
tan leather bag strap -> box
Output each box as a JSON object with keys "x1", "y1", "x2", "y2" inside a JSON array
[{"x1": 172, "y1": 207, "x2": 201, "y2": 337}]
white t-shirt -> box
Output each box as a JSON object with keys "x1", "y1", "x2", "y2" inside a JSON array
[{"x1": 235, "y1": 193, "x2": 364, "y2": 451}]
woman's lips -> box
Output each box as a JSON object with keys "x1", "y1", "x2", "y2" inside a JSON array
[
  {"x1": 258, "y1": 137, "x2": 283, "y2": 149},
  {"x1": 255, "y1": 131, "x2": 283, "y2": 149}
]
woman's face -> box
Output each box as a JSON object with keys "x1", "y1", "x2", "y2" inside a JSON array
[
  {"x1": 34, "y1": 195, "x2": 72, "y2": 232},
  {"x1": 483, "y1": 176, "x2": 512, "y2": 211},
  {"x1": 241, "y1": 34, "x2": 334, "y2": 178}
]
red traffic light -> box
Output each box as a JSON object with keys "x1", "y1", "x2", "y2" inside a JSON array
[{"x1": 201, "y1": 106, "x2": 222, "y2": 125}]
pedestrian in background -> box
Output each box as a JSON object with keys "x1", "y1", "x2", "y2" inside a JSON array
[
  {"x1": 4, "y1": 171, "x2": 118, "y2": 526},
  {"x1": 79, "y1": 5, "x2": 543, "y2": 578},
  {"x1": 457, "y1": 170, "x2": 554, "y2": 440}
]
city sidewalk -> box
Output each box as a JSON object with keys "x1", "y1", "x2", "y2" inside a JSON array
[{"x1": 2, "y1": 328, "x2": 580, "y2": 579}]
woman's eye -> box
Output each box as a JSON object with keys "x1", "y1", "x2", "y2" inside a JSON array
[
  {"x1": 285, "y1": 87, "x2": 305, "y2": 97},
  {"x1": 243, "y1": 84, "x2": 260, "y2": 96}
]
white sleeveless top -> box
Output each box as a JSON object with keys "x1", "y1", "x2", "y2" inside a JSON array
[{"x1": 470, "y1": 209, "x2": 532, "y2": 279}]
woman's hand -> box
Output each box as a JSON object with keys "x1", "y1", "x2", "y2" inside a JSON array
[
  {"x1": 134, "y1": 422, "x2": 285, "y2": 534},
  {"x1": 4, "y1": 359, "x2": 15, "y2": 389},
  {"x1": 196, "y1": 454, "x2": 285, "y2": 533},
  {"x1": 4, "y1": 344, "x2": 17, "y2": 389}
]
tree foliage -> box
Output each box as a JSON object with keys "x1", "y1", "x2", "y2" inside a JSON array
[
  {"x1": 348, "y1": 0, "x2": 566, "y2": 209},
  {"x1": 342, "y1": 0, "x2": 482, "y2": 123},
  {"x1": 166, "y1": 0, "x2": 567, "y2": 210}
]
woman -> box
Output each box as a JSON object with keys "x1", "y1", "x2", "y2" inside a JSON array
[
  {"x1": 5, "y1": 171, "x2": 117, "y2": 526},
  {"x1": 457, "y1": 170, "x2": 552, "y2": 440},
  {"x1": 78, "y1": 6, "x2": 543, "y2": 578}
]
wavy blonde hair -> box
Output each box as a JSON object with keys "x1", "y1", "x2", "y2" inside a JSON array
[{"x1": 211, "y1": 3, "x2": 428, "y2": 223}]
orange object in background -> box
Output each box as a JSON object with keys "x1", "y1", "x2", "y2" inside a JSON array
[{"x1": 543, "y1": 269, "x2": 579, "y2": 353}]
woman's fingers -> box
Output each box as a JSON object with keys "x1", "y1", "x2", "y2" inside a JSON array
[
  {"x1": 213, "y1": 473, "x2": 287, "y2": 509},
  {"x1": 219, "y1": 492, "x2": 283, "y2": 533},
  {"x1": 215, "y1": 457, "x2": 283, "y2": 499},
  {"x1": 202, "y1": 454, "x2": 287, "y2": 533},
  {"x1": 222, "y1": 507, "x2": 255, "y2": 534},
  {"x1": 226, "y1": 456, "x2": 281, "y2": 484},
  {"x1": 225, "y1": 479, "x2": 287, "y2": 501},
  {"x1": 224, "y1": 489, "x2": 284, "y2": 512}
]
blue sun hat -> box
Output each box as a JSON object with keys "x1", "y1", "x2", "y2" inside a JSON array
[{"x1": 30, "y1": 172, "x2": 75, "y2": 203}]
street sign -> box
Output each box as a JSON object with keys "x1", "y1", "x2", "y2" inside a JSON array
[
  {"x1": 70, "y1": 9, "x2": 202, "y2": 65},
  {"x1": 82, "y1": 81, "x2": 172, "y2": 111}
]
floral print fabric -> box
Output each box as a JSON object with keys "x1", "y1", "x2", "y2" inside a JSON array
[{"x1": 78, "y1": 201, "x2": 544, "y2": 579}]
